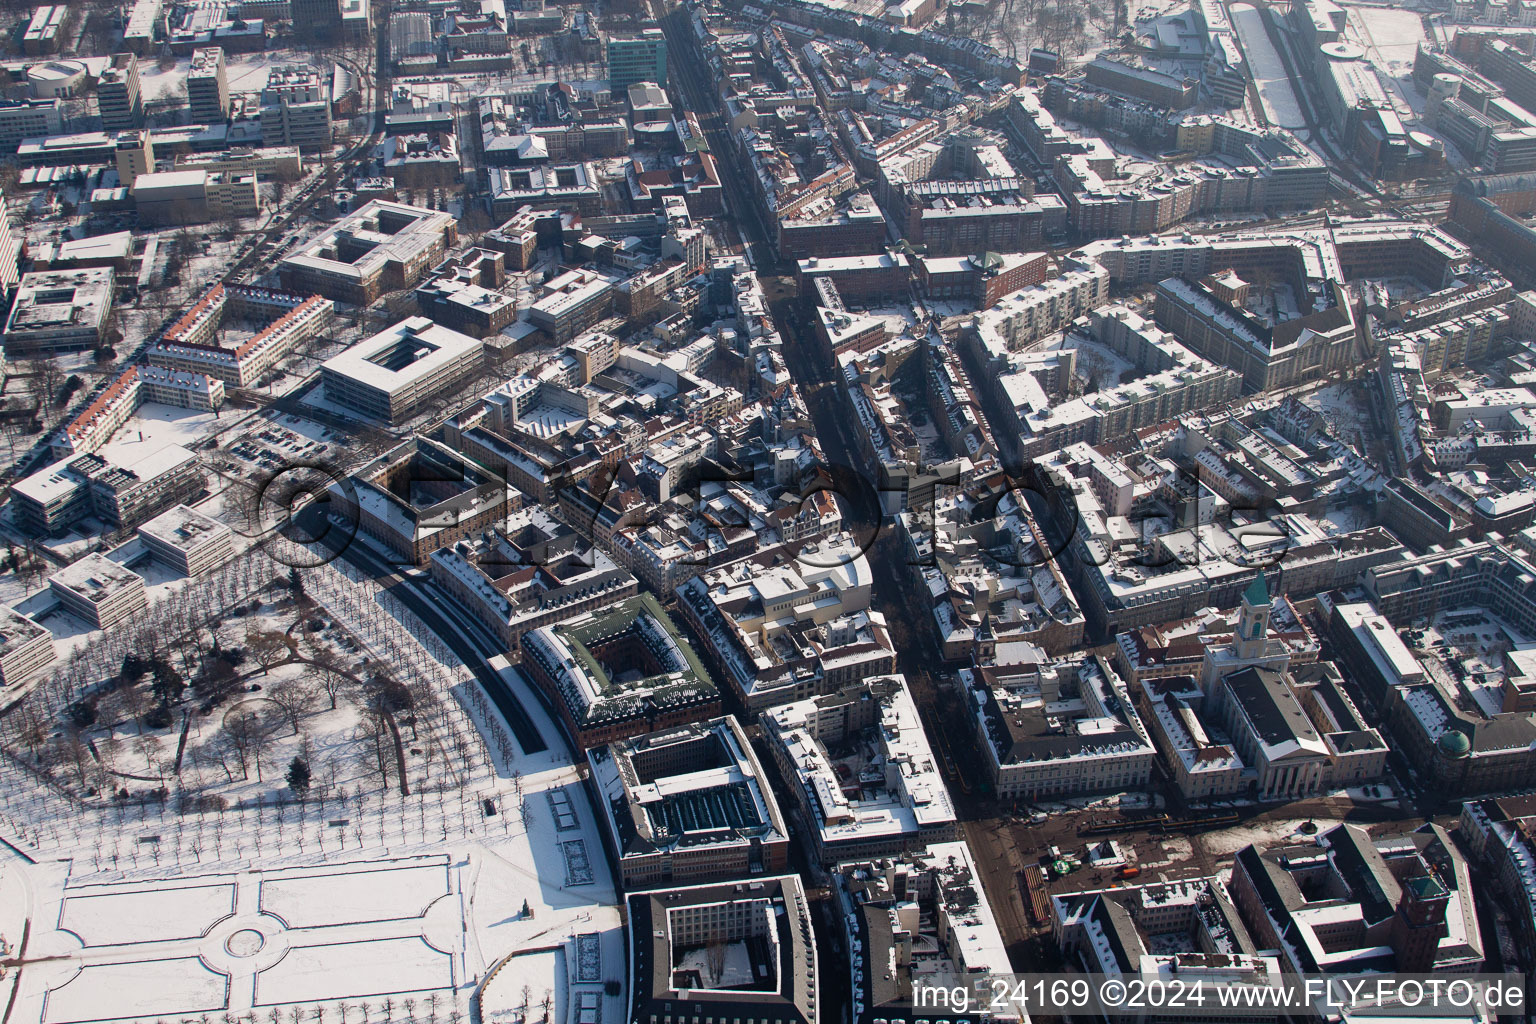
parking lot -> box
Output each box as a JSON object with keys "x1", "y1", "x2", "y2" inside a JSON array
[{"x1": 217, "y1": 414, "x2": 341, "y2": 481}]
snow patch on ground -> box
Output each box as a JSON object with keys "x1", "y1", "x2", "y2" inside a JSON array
[{"x1": 1198, "y1": 818, "x2": 1314, "y2": 858}]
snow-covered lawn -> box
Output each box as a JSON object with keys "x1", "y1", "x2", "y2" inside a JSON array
[
  {"x1": 43, "y1": 957, "x2": 230, "y2": 1023},
  {"x1": 1301, "y1": 380, "x2": 1376, "y2": 450},
  {"x1": 21, "y1": 854, "x2": 467, "y2": 1023},
  {"x1": 259, "y1": 861, "x2": 450, "y2": 927},
  {"x1": 60, "y1": 882, "x2": 235, "y2": 945},
  {"x1": 257, "y1": 936, "x2": 454, "y2": 1005},
  {"x1": 1072, "y1": 335, "x2": 1141, "y2": 390}
]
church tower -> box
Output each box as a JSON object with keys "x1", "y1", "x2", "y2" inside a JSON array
[{"x1": 1234, "y1": 575, "x2": 1272, "y2": 660}]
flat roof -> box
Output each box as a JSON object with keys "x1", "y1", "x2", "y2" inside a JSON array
[
  {"x1": 765, "y1": 675, "x2": 955, "y2": 842},
  {"x1": 5, "y1": 267, "x2": 112, "y2": 334},
  {"x1": 50, "y1": 552, "x2": 143, "y2": 601},
  {"x1": 137, "y1": 503, "x2": 231, "y2": 551},
  {"x1": 53, "y1": 230, "x2": 133, "y2": 262},
  {"x1": 320, "y1": 316, "x2": 482, "y2": 393},
  {"x1": 133, "y1": 169, "x2": 208, "y2": 191},
  {"x1": 280, "y1": 199, "x2": 454, "y2": 285},
  {"x1": 0, "y1": 603, "x2": 49, "y2": 655}
]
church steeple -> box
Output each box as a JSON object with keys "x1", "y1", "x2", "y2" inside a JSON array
[{"x1": 1235, "y1": 575, "x2": 1272, "y2": 659}]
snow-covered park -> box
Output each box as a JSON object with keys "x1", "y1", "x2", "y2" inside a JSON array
[{"x1": 0, "y1": 541, "x2": 626, "y2": 1024}]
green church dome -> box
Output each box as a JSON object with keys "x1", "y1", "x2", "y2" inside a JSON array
[{"x1": 1437, "y1": 730, "x2": 1471, "y2": 759}]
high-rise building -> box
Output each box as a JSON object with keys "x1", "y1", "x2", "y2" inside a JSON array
[
  {"x1": 258, "y1": 64, "x2": 331, "y2": 151},
  {"x1": 606, "y1": 28, "x2": 666, "y2": 92},
  {"x1": 187, "y1": 47, "x2": 230, "y2": 124},
  {"x1": 98, "y1": 53, "x2": 144, "y2": 132},
  {"x1": 0, "y1": 190, "x2": 19, "y2": 291},
  {"x1": 114, "y1": 129, "x2": 154, "y2": 186},
  {"x1": 290, "y1": 0, "x2": 342, "y2": 41}
]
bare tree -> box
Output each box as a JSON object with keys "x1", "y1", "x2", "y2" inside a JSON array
[
  {"x1": 22, "y1": 358, "x2": 63, "y2": 409},
  {"x1": 119, "y1": 682, "x2": 153, "y2": 733},
  {"x1": 707, "y1": 929, "x2": 727, "y2": 985},
  {"x1": 199, "y1": 656, "x2": 242, "y2": 707},
  {"x1": 60, "y1": 729, "x2": 94, "y2": 790},
  {"x1": 134, "y1": 733, "x2": 161, "y2": 776},
  {"x1": 312, "y1": 647, "x2": 350, "y2": 709},
  {"x1": 268, "y1": 679, "x2": 319, "y2": 734},
  {"x1": 246, "y1": 628, "x2": 290, "y2": 675},
  {"x1": 357, "y1": 703, "x2": 398, "y2": 791},
  {"x1": 223, "y1": 706, "x2": 281, "y2": 782},
  {"x1": 222, "y1": 713, "x2": 257, "y2": 780},
  {"x1": 13, "y1": 700, "x2": 46, "y2": 756},
  {"x1": 191, "y1": 734, "x2": 237, "y2": 784}
]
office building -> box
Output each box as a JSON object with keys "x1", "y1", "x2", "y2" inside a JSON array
[
  {"x1": 675, "y1": 537, "x2": 895, "y2": 710},
  {"x1": 587, "y1": 716, "x2": 790, "y2": 889},
  {"x1": 626, "y1": 875, "x2": 818, "y2": 1024},
  {"x1": 606, "y1": 29, "x2": 666, "y2": 92},
  {"x1": 966, "y1": 649, "x2": 1156, "y2": 801},
  {"x1": 174, "y1": 145, "x2": 303, "y2": 180},
  {"x1": 527, "y1": 267, "x2": 619, "y2": 343},
  {"x1": 1232, "y1": 822, "x2": 1482, "y2": 974},
  {"x1": 137, "y1": 504, "x2": 234, "y2": 577},
  {"x1": 0, "y1": 605, "x2": 54, "y2": 688},
  {"x1": 98, "y1": 54, "x2": 144, "y2": 132},
  {"x1": 14, "y1": 442, "x2": 201, "y2": 535},
  {"x1": 0, "y1": 99, "x2": 63, "y2": 151},
  {"x1": 762, "y1": 676, "x2": 957, "y2": 864},
  {"x1": 188, "y1": 47, "x2": 231, "y2": 124},
  {"x1": 279, "y1": 200, "x2": 457, "y2": 304},
  {"x1": 1054, "y1": 875, "x2": 1263, "y2": 979},
  {"x1": 23, "y1": 5, "x2": 65, "y2": 55},
  {"x1": 3, "y1": 267, "x2": 114, "y2": 356},
  {"x1": 114, "y1": 130, "x2": 153, "y2": 186},
  {"x1": 327, "y1": 437, "x2": 515, "y2": 566},
  {"x1": 132, "y1": 168, "x2": 259, "y2": 225},
  {"x1": 258, "y1": 64, "x2": 330, "y2": 151},
  {"x1": 319, "y1": 316, "x2": 485, "y2": 424},
  {"x1": 121, "y1": 0, "x2": 161, "y2": 53},
  {"x1": 414, "y1": 262, "x2": 518, "y2": 338},
  {"x1": 520, "y1": 593, "x2": 722, "y2": 751},
  {"x1": 836, "y1": 841, "x2": 1015, "y2": 1024},
  {"x1": 48, "y1": 553, "x2": 148, "y2": 630},
  {"x1": 291, "y1": 0, "x2": 342, "y2": 40}
]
